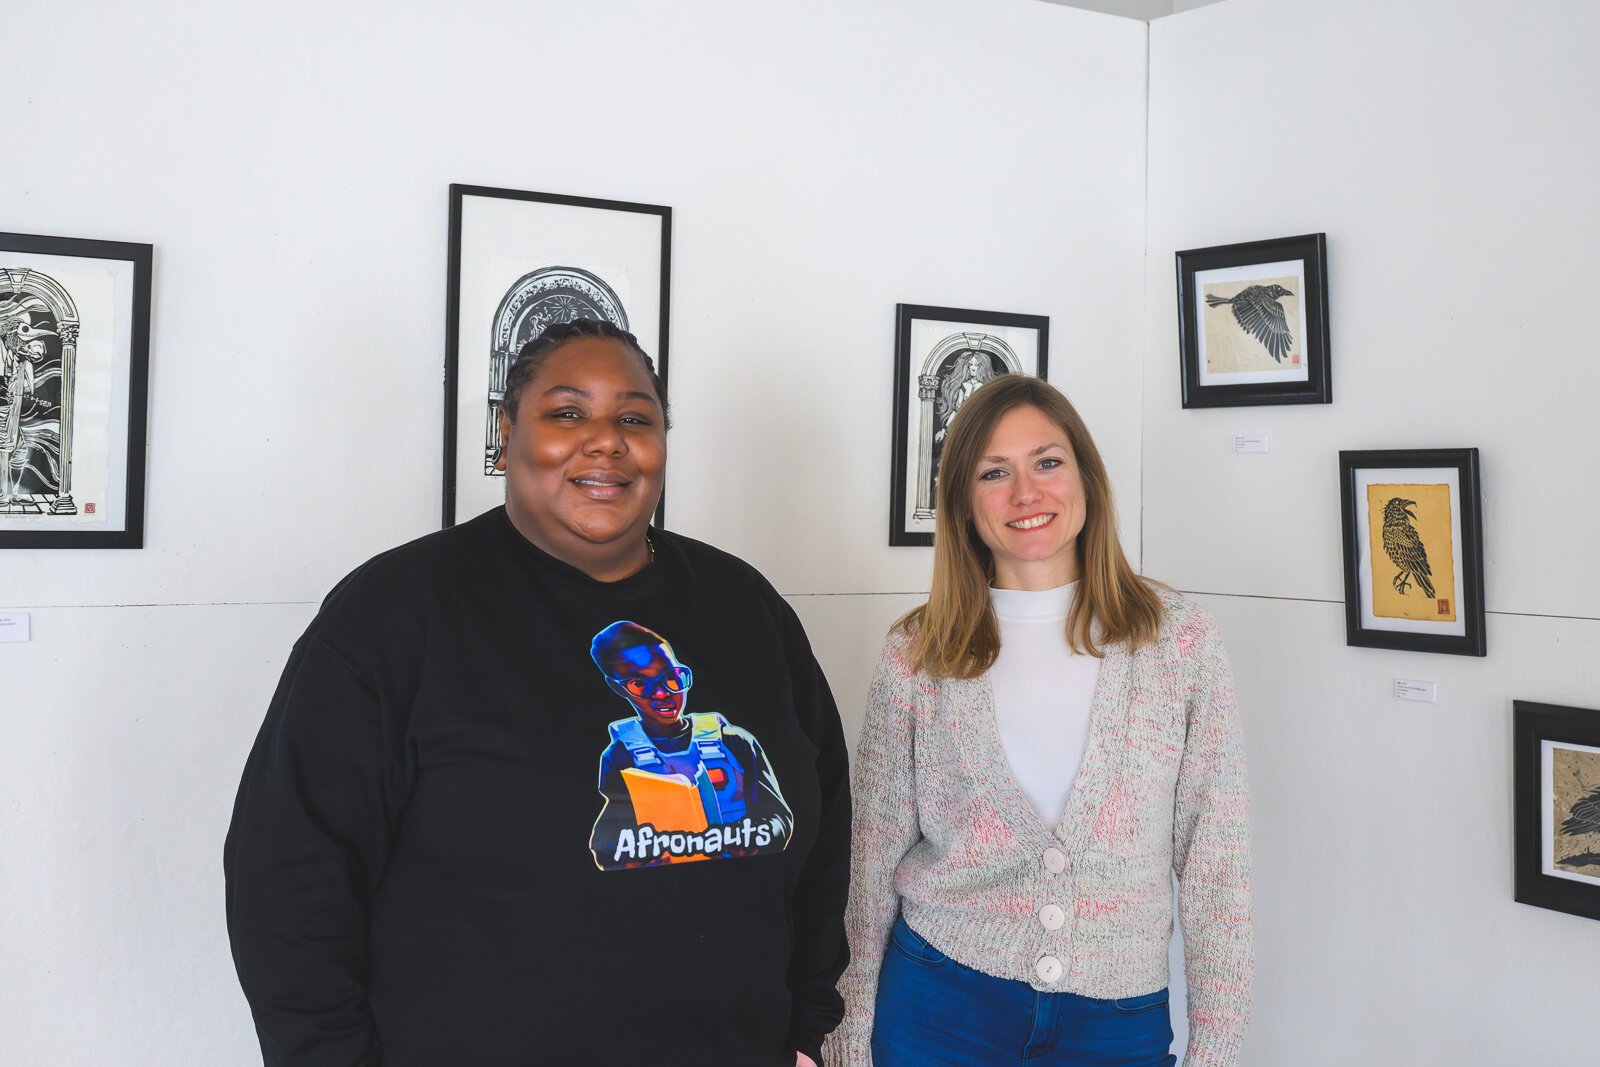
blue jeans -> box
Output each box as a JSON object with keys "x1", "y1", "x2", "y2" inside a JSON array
[{"x1": 872, "y1": 915, "x2": 1176, "y2": 1067}]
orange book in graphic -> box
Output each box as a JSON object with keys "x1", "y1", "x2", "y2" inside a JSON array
[{"x1": 619, "y1": 768, "x2": 710, "y2": 833}]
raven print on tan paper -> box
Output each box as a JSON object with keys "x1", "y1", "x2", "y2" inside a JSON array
[
  {"x1": 1365, "y1": 483, "x2": 1456, "y2": 622},
  {"x1": 1202, "y1": 275, "x2": 1300, "y2": 373},
  {"x1": 1552, "y1": 745, "x2": 1600, "y2": 878}
]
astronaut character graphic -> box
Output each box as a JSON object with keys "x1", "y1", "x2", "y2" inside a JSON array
[{"x1": 587, "y1": 621, "x2": 793, "y2": 872}]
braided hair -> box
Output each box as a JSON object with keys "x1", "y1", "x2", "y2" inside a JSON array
[{"x1": 501, "y1": 318, "x2": 670, "y2": 429}]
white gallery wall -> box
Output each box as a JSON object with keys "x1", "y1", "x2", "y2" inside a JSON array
[
  {"x1": 6, "y1": 0, "x2": 1599, "y2": 1064},
  {"x1": 0, "y1": 1, "x2": 1147, "y2": 1063},
  {"x1": 1145, "y1": 1, "x2": 1600, "y2": 1064}
]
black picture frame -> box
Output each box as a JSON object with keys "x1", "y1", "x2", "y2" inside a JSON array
[
  {"x1": 1176, "y1": 232, "x2": 1330, "y2": 408},
  {"x1": 890, "y1": 303, "x2": 1049, "y2": 547},
  {"x1": 1338, "y1": 448, "x2": 1485, "y2": 656},
  {"x1": 1514, "y1": 700, "x2": 1600, "y2": 922},
  {"x1": 0, "y1": 231, "x2": 152, "y2": 549},
  {"x1": 443, "y1": 185, "x2": 671, "y2": 529}
]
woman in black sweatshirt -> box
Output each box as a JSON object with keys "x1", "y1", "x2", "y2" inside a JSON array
[{"x1": 225, "y1": 319, "x2": 851, "y2": 1066}]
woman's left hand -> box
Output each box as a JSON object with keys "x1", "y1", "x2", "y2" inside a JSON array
[{"x1": 796, "y1": 1054, "x2": 818, "y2": 1067}]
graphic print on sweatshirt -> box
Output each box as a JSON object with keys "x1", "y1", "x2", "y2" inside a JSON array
[{"x1": 586, "y1": 620, "x2": 794, "y2": 871}]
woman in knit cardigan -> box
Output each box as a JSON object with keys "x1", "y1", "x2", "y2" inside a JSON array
[{"x1": 825, "y1": 375, "x2": 1251, "y2": 1067}]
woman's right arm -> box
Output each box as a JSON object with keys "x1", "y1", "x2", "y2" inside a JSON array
[
  {"x1": 224, "y1": 630, "x2": 403, "y2": 1066},
  {"x1": 823, "y1": 633, "x2": 923, "y2": 1067}
]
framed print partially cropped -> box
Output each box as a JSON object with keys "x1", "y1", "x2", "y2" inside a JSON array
[
  {"x1": 1515, "y1": 700, "x2": 1600, "y2": 922},
  {"x1": 1339, "y1": 448, "x2": 1485, "y2": 656},
  {"x1": 890, "y1": 304, "x2": 1048, "y2": 547},
  {"x1": 1176, "y1": 233, "x2": 1330, "y2": 408},
  {"x1": 0, "y1": 232, "x2": 151, "y2": 549},
  {"x1": 443, "y1": 185, "x2": 671, "y2": 528}
]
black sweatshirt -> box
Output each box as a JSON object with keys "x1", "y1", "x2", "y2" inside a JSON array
[{"x1": 225, "y1": 510, "x2": 851, "y2": 1066}]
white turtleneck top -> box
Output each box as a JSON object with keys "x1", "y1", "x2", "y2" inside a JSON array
[{"x1": 987, "y1": 582, "x2": 1102, "y2": 829}]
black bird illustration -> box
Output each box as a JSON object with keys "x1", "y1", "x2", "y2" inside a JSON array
[
  {"x1": 1380, "y1": 497, "x2": 1435, "y2": 598},
  {"x1": 1205, "y1": 284, "x2": 1295, "y2": 363},
  {"x1": 1562, "y1": 787, "x2": 1600, "y2": 838},
  {"x1": 1557, "y1": 786, "x2": 1600, "y2": 868}
]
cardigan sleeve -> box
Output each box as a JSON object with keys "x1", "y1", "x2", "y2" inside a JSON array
[
  {"x1": 821, "y1": 632, "x2": 922, "y2": 1067},
  {"x1": 1171, "y1": 607, "x2": 1254, "y2": 1067}
]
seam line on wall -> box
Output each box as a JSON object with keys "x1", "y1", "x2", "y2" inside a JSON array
[
  {"x1": 1178, "y1": 589, "x2": 1600, "y2": 623},
  {"x1": 1179, "y1": 589, "x2": 1340, "y2": 605},
  {"x1": 785, "y1": 592, "x2": 925, "y2": 599},
  {"x1": 4, "y1": 600, "x2": 323, "y2": 610},
  {"x1": 1137, "y1": 17, "x2": 1151, "y2": 575}
]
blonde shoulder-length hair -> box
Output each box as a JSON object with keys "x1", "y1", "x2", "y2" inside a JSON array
[{"x1": 898, "y1": 374, "x2": 1163, "y2": 678}]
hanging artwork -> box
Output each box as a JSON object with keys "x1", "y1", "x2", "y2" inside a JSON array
[
  {"x1": 0, "y1": 232, "x2": 151, "y2": 549},
  {"x1": 1515, "y1": 700, "x2": 1600, "y2": 921},
  {"x1": 890, "y1": 304, "x2": 1049, "y2": 546},
  {"x1": 1338, "y1": 448, "x2": 1486, "y2": 656},
  {"x1": 442, "y1": 185, "x2": 671, "y2": 527},
  {"x1": 1176, "y1": 233, "x2": 1330, "y2": 407}
]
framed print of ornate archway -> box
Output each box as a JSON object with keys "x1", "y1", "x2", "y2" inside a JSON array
[
  {"x1": 0, "y1": 231, "x2": 151, "y2": 549},
  {"x1": 443, "y1": 185, "x2": 671, "y2": 528},
  {"x1": 889, "y1": 303, "x2": 1049, "y2": 547}
]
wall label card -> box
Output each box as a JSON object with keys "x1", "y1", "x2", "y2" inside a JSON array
[{"x1": 1394, "y1": 679, "x2": 1437, "y2": 702}]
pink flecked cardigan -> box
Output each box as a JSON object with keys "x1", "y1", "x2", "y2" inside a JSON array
[{"x1": 823, "y1": 588, "x2": 1252, "y2": 1067}]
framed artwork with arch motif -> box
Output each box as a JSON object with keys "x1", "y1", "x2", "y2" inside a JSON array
[
  {"x1": 0, "y1": 232, "x2": 151, "y2": 549},
  {"x1": 890, "y1": 303, "x2": 1049, "y2": 547},
  {"x1": 443, "y1": 185, "x2": 671, "y2": 528}
]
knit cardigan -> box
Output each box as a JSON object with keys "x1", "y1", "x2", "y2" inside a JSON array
[{"x1": 823, "y1": 589, "x2": 1252, "y2": 1067}]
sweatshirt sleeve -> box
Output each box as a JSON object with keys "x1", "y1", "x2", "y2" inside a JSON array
[
  {"x1": 778, "y1": 601, "x2": 854, "y2": 1067},
  {"x1": 225, "y1": 614, "x2": 411, "y2": 1066},
  {"x1": 822, "y1": 633, "x2": 922, "y2": 1067},
  {"x1": 1171, "y1": 608, "x2": 1254, "y2": 1067}
]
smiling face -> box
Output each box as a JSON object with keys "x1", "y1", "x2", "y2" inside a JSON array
[
  {"x1": 496, "y1": 337, "x2": 666, "y2": 579},
  {"x1": 968, "y1": 403, "x2": 1087, "y2": 590}
]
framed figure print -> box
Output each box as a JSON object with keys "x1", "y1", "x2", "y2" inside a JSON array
[
  {"x1": 443, "y1": 185, "x2": 671, "y2": 528},
  {"x1": 1338, "y1": 448, "x2": 1485, "y2": 656},
  {"x1": 0, "y1": 232, "x2": 151, "y2": 549},
  {"x1": 1176, "y1": 233, "x2": 1330, "y2": 408},
  {"x1": 1515, "y1": 700, "x2": 1600, "y2": 921},
  {"x1": 890, "y1": 304, "x2": 1048, "y2": 547}
]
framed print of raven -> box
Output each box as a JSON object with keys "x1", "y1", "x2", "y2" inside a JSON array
[{"x1": 1176, "y1": 233, "x2": 1330, "y2": 408}]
